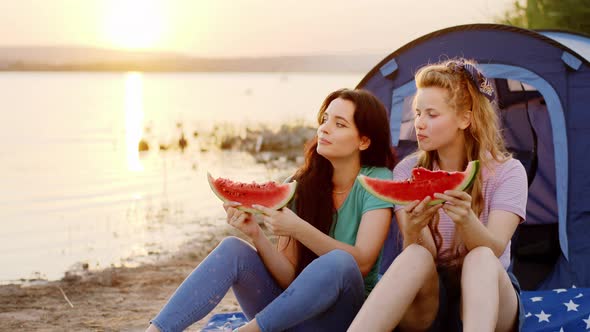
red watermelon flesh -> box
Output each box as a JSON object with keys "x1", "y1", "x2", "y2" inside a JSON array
[
  {"x1": 358, "y1": 160, "x2": 480, "y2": 205},
  {"x1": 207, "y1": 173, "x2": 297, "y2": 213}
]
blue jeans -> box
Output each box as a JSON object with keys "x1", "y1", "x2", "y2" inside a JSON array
[{"x1": 151, "y1": 236, "x2": 365, "y2": 332}]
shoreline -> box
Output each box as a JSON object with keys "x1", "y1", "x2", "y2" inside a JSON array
[
  {"x1": 0, "y1": 223, "x2": 250, "y2": 331},
  {"x1": 1, "y1": 128, "x2": 302, "y2": 330}
]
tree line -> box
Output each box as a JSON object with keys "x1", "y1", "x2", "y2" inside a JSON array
[{"x1": 497, "y1": 0, "x2": 590, "y2": 35}]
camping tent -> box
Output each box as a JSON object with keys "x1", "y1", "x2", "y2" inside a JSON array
[
  {"x1": 357, "y1": 24, "x2": 590, "y2": 291},
  {"x1": 201, "y1": 24, "x2": 590, "y2": 332}
]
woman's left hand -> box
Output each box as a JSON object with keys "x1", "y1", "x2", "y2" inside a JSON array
[
  {"x1": 433, "y1": 190, "x2": 478, "y2": 226},
  {"x1": 252, "y1": 205, "x2": 303, "y2": 237}
]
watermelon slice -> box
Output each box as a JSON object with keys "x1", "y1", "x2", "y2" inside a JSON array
[
  {"x1": 207, "y1": 173, "x2": 297, "y2": 214},
  {"x1": 358, "y1": 160, "x2": 480, "y2": 205}
]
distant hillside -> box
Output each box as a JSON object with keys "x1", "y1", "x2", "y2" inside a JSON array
[{"x1": 0, "y1": 46, "x2": 384, "y2": 73}]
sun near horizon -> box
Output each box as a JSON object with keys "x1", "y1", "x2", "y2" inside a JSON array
[
  {"x1": 0, "y1": 0, "x2": 515, "y2": 57},
  {"x1": 101, "y1": 0, "x2": 169, "y2": 51}
]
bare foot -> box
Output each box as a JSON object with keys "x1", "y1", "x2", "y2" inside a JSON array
[{"x1": 146, "y1": 323, "x2": 160, "y2": 332}]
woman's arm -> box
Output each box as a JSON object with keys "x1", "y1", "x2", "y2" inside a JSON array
[
  {"x1": 394, "y1": 197, "x2": 440, "y2": 258},
  {"x1": 453, "y1": 205, "x2": 519, "y2": 257},
  {"x1": 225, "y1": 204, "x2": 297, "y2": 288},
  {"x1": 434, "y1": 160, "x2": 527, "y2": 257},
  {"x1": 250, "y1": 229, "x2": 297, "y2": 289},
  {"x1": 389, "y1": 159, "x2": 439, "y2": 257},
  {"x1": 267, "y1": 207, "x2": 392, "y2": 277},
  {"x1": 395, "y1": 210, "x2": 437, "y2": 257},
  {"x1": 435, "y1": 190, "x2": 521, "y2": 257},
  {"x1": 295, "y1": 208, "x2": 391, "y2": 277},
  {"x1": 297, "y1": 209, "x2": 391, "y2": 277}
]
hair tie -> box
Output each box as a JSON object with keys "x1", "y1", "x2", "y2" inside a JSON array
[{"x1": 446, "y1": 60, "x2": 496, "y2": 103}]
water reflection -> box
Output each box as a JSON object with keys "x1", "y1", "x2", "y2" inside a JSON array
[{"x1": 125, "y1": 72, "x2": 144, "y2": 172}]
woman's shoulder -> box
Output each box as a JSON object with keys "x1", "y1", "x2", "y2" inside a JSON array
[
  {"x1": 501, "y1": 157, "x2": 527, "y2": 178},
  {"x1": 484, "y1": 156, "x2": 527, "y2": 181},
  {"x1": 360, "y1": 166, "x2": 392, "y2": 179},
  {"x1": 392, "y1": 155, "x2": 418, "y2": 174}
]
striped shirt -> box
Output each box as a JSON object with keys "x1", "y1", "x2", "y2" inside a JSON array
[{"x1": 393, "y1": 155, "x2": 528, "y2": 269}]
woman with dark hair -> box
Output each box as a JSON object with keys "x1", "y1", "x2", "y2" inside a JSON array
[{"x1": 146, "y1": 88, "x2": 396, "y2": 332}]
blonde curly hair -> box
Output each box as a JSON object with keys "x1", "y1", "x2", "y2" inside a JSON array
[{"x1": 412, "y1": 58, "x2": 510, "y2": 265}]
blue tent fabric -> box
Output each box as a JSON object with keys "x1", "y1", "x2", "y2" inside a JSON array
[
  {"x1": 387, "y1": 63, "x2": 571, "y2": 259},
  {"x1": 561, "y1": 51, "x2": 583, "y2": 70},
  {"x1": 201, "y1": 24, "x2": 590, "y2": 331},
  {"x1": 356, "y1": 23, "x2": 590, "y2": 330},
  {"x1": 540, "y1": 31, "x2": 590, "y2": 62},
  {"x1": 357, "y1": 24, "x2": 590, "y2": 290}
]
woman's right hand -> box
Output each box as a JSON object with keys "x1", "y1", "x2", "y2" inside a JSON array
[
  {"x1": 223, "y1": 202, "x2": 260, "y2": 239},
  {"x1": 401, "y1": 196, "x2": 442, "y2": 237}
]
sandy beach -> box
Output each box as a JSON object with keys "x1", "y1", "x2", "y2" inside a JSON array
[
  {"x1": 0, "y1": 70, "x2": 327, "y2": 332},
  {"x1": 0, "y1": 223, "x2": 253, "y2": 331}
]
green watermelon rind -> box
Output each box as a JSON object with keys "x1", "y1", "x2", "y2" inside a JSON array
[
  {"x1": 207, "y1": 172, "x2": 297, "y2": 214},
  {"x1": 358, "y1": 160, "x2": 480, "y2": 206}
]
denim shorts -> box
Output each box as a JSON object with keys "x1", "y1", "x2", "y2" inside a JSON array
[{"x1": 425, "y1": 267, "x2": 525, "y2": 332}]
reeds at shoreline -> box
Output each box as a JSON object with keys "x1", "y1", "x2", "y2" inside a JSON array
[{"x1": 139, "y1": 121, "x2": 317, "y2": 166}]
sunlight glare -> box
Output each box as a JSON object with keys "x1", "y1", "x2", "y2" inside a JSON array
[
  {"x1": 125, "y1": 72, "x2": 144, "y2": 172},
  {"x1": 103, "y1": 0, "x2": 166, "y2": 50}
]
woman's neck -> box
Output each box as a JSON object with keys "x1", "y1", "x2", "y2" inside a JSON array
[
  {"x1": 437, "y1": 139, "x2": 467, "y2": 171},
  {"x1": 331, "y1": 158, "x2": 361, "y2": 192}
]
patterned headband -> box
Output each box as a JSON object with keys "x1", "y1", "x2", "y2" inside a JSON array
[{"x1": 446, "y1": 60, "x2": 496, "y2": 103}]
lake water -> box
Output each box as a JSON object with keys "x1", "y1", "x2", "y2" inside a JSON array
[{"x1": 0, "y1": 71, "x2": 362, "y2": 283}]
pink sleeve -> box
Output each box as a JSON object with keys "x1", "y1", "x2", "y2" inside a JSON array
[
  {"x1": 392, "y1": 157, "x2": 417, "y2": 212},
  {"x1": 489, "y1": 159, "x2": 528, "y2": 222}
]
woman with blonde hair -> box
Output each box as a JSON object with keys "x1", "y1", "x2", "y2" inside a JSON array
[{"x1": 348, "y1": 59, "x2": 527, "y2": 332}]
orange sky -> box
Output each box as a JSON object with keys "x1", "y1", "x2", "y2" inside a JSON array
[{"x1": 0, "y1": 0, "x2": 515, "y2": 57}]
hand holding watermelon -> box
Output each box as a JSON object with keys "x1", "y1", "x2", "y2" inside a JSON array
[
  {"x1": 252, "y1": 204, "x2": 302, "y2": 237},
  {"x1": 401, "y1": 196, "x2": 443, "y2": 237},
  {"x1": 434, "y1": 190, "x2": 478, "y2": 226},
  {"x1": 224, "y1": 201, "x2": 261, "y2": 239}
]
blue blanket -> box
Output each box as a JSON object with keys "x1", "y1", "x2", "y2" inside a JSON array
[
  {"x1": 521, "y1": 287, "x2": 590, "y2": 331},
  {"x1": 201, "y1": 312, "x2": 247, "y2": 331},
  {"x1": 202, "y1": 288, "x2": 590, "y2": 331}
]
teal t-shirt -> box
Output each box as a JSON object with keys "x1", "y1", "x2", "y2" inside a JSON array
[{"x1": 328, "y1": 166, "x2": 393, "y2": 296}]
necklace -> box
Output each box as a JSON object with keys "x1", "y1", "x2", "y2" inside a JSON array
[{"x1": 332, "y1": 182, "x2": 355, "y2": 194}]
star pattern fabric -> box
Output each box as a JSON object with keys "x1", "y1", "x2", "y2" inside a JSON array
[
  {"x1": 201, "y1": 312, "x2": 247, "y2": 331},
  {"x1": 200, "y1": 288, "x2": 590, "y2": 331},
  {"x1": 522, "y1": 287, "x2": 590, "y2": 331}
]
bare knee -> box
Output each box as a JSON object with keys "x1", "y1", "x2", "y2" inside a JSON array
[
  {"x1": 462, "y1": 246, "x2": 504, "y2": 292},
  {"x1": 463, "y1": 246, "x2": 496, "y2": 269},
  {"x1": 402, "y1": 244, "x2": 438, "y2": 295},
  {"x1": 389, "y1": 244, "x2": 437, "y2": 284},
  {"x1": 396, "y1": 245, "x2": 439, "y2": 330},
  {"x1": 403, "y1": 244, "x2": 436, "y2": 266},
  {"x1": 399, "y1": 247, "x2": 439, "y2": 308}
]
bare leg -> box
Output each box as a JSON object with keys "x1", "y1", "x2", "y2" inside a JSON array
[
  {"x1": 348, "y1": 244, "x2": 439, "y2": 332},
  {"x1": 461, "y1": 246, "x2": 518, "y2": 332}
]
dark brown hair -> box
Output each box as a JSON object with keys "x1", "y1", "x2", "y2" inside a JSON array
[{"x1": 290, "y1": 88, "x2": 396, "y2": 275}]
